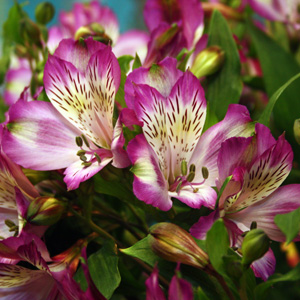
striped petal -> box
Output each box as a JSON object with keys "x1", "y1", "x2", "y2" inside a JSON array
[
  {"x1": 251, "y1": 248, "x2": 276, "y2": 281},
  {"x1": 165, "y1": 71, "x2": 206, "y2": 179},
  {"x1": 44, "y1": 39, "x2": 120, "y2": 149},
  {"x1": 127, "y1": 134, "x2": 171, "y2": 211}
]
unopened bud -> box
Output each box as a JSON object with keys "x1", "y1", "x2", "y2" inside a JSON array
[
  {"x1": 75, "y1": 23, "x2": 112, "y2": 45},
  {"x1": 27, "y1": 197, "x2": 66, "y2": 226},
  {"x1": 241, "y1": 229, "x2": 270, "y2": 267},
  {"x1": 23, "y1": 169, "x2": 50, "y2": 185},
  {"x1": 294, "y1": 119, "x2": 300, "y2": 145},
  {"x1": 191, "y1": 46, "x2": 225, "y2": 78},
  {"x1": 149, "y1": 222, "x2": 209, "y2": 269},
  {"x1": 35, "y1": 2, "x2": 55, "y2": 25},
  {"x1": 20, "y1": 18, "x2": 42, "y2": 47}
]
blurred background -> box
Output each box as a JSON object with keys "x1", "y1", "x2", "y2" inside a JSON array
[{"x1": 0, "y1": 0, "x2": 147, "y2": 38}]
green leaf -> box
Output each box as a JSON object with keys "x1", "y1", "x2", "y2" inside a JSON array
[
  {"x1": 206, "y1": 219, "x2": 230, "y2": 273},
  {"x1": 248, "y1": 21, "x2": 300, "y2": 162},
  {"x1": 255, "y1": 264, "x2": 300, "y2": 300},
  {"x1": 115, "y1": 71, "x2": 127, "y2": 108},
  {"x1": 132, "y1": 53, "x2": 142, "y2": 70},
  {"x1": 206, "y1": 10, "x2": 242, "y2": 120},
  {"x1": 258, "y1": 73, "x2": 300, "y2": 126},
  {"x1": 74, "y1": 265, "x2": 88, "y2": 292},
  {"x1": 274, "y1": 207, "x2": 300, "y2": 244},
  {"x1": 118, "y1": 55, "x2": 134, "y2": 74},
  {"x1": 88, "y1": 240, "x2": 121, "y2": 299},
  {"x1": 120, "y1": 235, "x2": 160, "y2": 266},
  {"x1": 194, "y1": 286, "x2": 211, "y2": 300}
]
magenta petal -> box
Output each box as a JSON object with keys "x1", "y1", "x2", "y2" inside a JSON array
[
  {"x1": 190, "y1": 210, "x2": 219, "y2": 240},
  {"x1": 119, "y1": 108, "x2": 143, "y2": 130},
  {"x1": 128, "y1": 134, "x2": 172, "y2": 211},
  {"x1": 229, "y1": 184, "x2": 300, "y2": 242},
  {"x1": 125, "y1": 57, "x2": 182, "y2": 109},
  {"x1": 146, "y1": 265, "x2": 166, "y2": 300},
  {"x1": 190, "y1": 104, "x2": 253, "y2": 187},
  {"x1": 251, "y1": 248, "x2": 276, "y2": 281},
  {"x1": 248, "y1": 0, "x2": 285, "y2": 21},
  {"x1": 169, "y1": 271, "x2": 193, "y2": 300},
  {"x1": 3, "y1": 100, "x2": 79, "y2": 170}
]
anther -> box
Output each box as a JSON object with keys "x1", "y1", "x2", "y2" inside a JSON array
[
  {"x1": 176, "y1": 181, "x2": 182, "y2": 193},
  {"x1": 181, "y1": 160, "x2": 187, "y2": 176},
  {"x1": 80, "y1": 155, "x2": 87, "y2": 162},
  {"x1": 250, "y1": 221, "x2": 257, "y2": 230},
  {"x1": 94, "y1": 152, "x2": 101, "y2": 163},
  {"x1": 202, "y1": 167, "x2": 209, "y2": 179},
  {"x1": 75, "y1": 136, "x2": 83, "y2": 147},
  {"x1": 76, "y1": 150, "x2": 86, "y2": 156},
  {"x1": 186, "y1": 171, "x2": 195, "y2": 182},
  {"x1": 82, "y1": 162, "x2": 92, "y2": 167},
  {"x1": 81, "y1": 134, "x2": 90, "y2": 148},
  {"x1": 189, "y1": 164, "x2": 196, "y2": 173},
  {"x1": 5, "y1": 219, "x2": 15, "y2": 228}
]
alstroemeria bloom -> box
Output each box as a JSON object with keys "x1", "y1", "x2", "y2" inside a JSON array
[
  {"x1": 125, "y1": 58, "x2": 254, "y2": 210},
  {"x1": 3, "y1": 38, "x2": 130, "y2": 190},
  {"x1": 146, "y1": 264, "x2": 193, "y2": 300},
  {"x1": 0, "y1": 232, "x2": 100, "y2": 300},
  {"x1": 143, "y1": 0, "x2": 205, "y2": 66},
  {"x1": 190, "y1": 123, "x2": 300, "y2": 280}
]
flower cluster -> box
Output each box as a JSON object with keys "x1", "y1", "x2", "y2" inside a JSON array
[{"x1": 1, "y1": 0, "x2": 300, "y2": 299}]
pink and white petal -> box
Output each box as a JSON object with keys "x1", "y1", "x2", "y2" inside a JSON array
[
  {"x1": 53, "y1": 38, "x2": 106, "y2": 72},
  {"x1": 169, "y1": 271, "x2": 194, "y2": 300},
  {"x1": 47, "y1": 26, "x2": 64, "y2": 54},
  {"x1": 251, "y1": 248, "x2": 276, "y2": 281},
  {"x1": 3, "y1": 100, "x2": 79, "y2": 170},
  {"x1": 113, "y1": 30, "x2": 150, "y2": 63},
  {"x1": 0, "y1": 264, "x2": 58, "y2": 300},
  {"x1": 133, "y1": 84, "x2": 170, "y2": 177},
  {"x1": 165, "y1": 71, "x2": 206, "y2": 178},
  {"x1": 190, "y1": 104, "x2": 254, "y2": 186},
  {"x1": 230, "y1": 133, "x2": 293, "y2": 211},
  {"x1": 4, "y1": 67, "x2": 32, "y2": 106},
  {"x1": 248, "y1": 0, "x2": 285, "y2": 21},
  {"x1": 128, "y1": 135, "x2": 171, "y2": 211},
  {"x1": 169, "y1": 185, "x2": 216, "y2": 209},
  {"x1": 125, "y1": 57, "x2": 182, "y2": 109},
  {"x1": 190, "y1": 210, "x2": 219, "y2": 240},
  {"x1": 119, "y1": 108, "x2": 143, "y2": 130},
  {"x1": 228, "y1": 184, "x2": 300, "y2": 242},
  {"x1": 64, "y1": 157, "x2": 112, "y2": 190},
  {"x1": 111, "y1": 117, "x2": 131, "y2": 168},
  {"x1": 254, "y1": 123, "x2": 276, "y2": 158},
  {"x1": 146, "y1": 265, "x2": 166, "y2": 300},
  {"x1": 0, "y1": 209, "x2": 18, "y2": 240}
]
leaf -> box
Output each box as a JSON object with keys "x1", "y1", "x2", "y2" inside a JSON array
[
  {"x1": 274, "y1": 207, "x2": 300, "y2": 244},
  {"x1": 74, "y1": 266, "x2": 88, "y2": 292},
  {"x1": 206, "y1": 219, "x2": 230, "y2": 273},
  {"x1": 115, "y1": 71, "x2": 127, "y2": 108},
  {"x1": 120, "y1": 235, "x2": 160, "y2": 266},
  {"x1": 88, "y1": 240, "x2": 121, "y2": 299},
  {"x1": 132, "y1": 53, "x2": 142, "y2": 70},
  {"x1": 258, "y1": 73, "x2": 300, "y2": 126},
  {"x1": 248, "y1": 21, "x2": 300, "y2": 162},
  {"x1": 206, "y1": 10, "x2": 242, "y2": 120},
  {"x1": 255, "y1": 264, "x2": 300, "y2": 300},
  {"x1": 118, "y1": 55, "x2": 134, "y2": 74},
  {"x1": 194, "y1": 286, "x2": 211, "y2": 300}
]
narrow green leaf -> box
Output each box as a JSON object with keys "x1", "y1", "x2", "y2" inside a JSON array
[
  {"x1": 115, "y1": 71, "x2": 127, "y2": 108},
  {"x1": 258, "y1": 73, "x2": 300, "y2": 126},
  {"x1": 88, "y1": 240, "x2": 121, "y2": 299},
  {"x1": 206, "y1": 10, "x2": 242, "y2": 120},
  {"x1": 132, "y1": 53, "x2": 142, "y2": 70},
  {"x1": 206, "y1": 219, "x2": 230, "y2": 272},
  {"x1": 274, "y1": 207, "x2": 300, "y2": 244},
  {"x1": 194, "y1": 286, "x2": 211, "y2": 300},
  {"x1": 255, "y1": 264, "x2": 300, "y2": 300},
  {"x1": 118, "y1": 55, "x2": 134, "y2": 74}
]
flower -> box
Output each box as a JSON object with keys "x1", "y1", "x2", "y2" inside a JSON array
[
  {"x1": 3, "y1": 38, "x2": 130, "y2": 190},
  {"x1": 126, "y1": 58, "x2": 254, "y2": 210},
  {"x1": 190, "y1": 123, "x2": 300, "y2": 280}
]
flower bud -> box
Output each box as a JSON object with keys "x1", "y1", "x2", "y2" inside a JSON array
[
  {"x1": 20, "y1": 18, "x2": 42, "y2": 48},
  {"x1": 27, "y1": 196, "x2": 66, "y2": 226},
  {"x1": 241, "y1": 229, "x2": 270, "y2": 267},
  {"x1": 149, "y1": 222, "x2": 209, "y2": 269},
  {"x1": 294, "y1": 119, "x2": 300, "y2": 145},
  {"x1": 191, "y1": 46, "x2": 225, "y2": 78},
  {"x1": 35, "y1": 2, "x2": 55, "y2": 25}
]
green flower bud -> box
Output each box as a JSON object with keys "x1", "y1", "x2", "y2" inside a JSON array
[
  {"x1": 27, "y1": 197, "x2": 66, "y2": 226},
  {"x1": 35, "y1": 2, "x2": 55, "y2": 25},
  {"x1": 191, "y1": 46, "x2": 225, "y2": 78},
  {"x1": 294, "y1": 119, "x2": 300, "y2": 145},
  {"x1": 20, "y1": 18, "x2": 42, "y2": 48},
  {"x1": 149, "y1": 222, "x2": 209, "y2": 269},
  {"x1": 241, "y1": 229, "x2": 270, "y2": 267}
]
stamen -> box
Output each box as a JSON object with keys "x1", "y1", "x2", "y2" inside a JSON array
[
  {"x1": 202, "y1": 166, "x2": 209, "y2": 179},
  {"x1": 5, "y1": 219, "x2": 16, "y2": 228},
  {"x1": 186, "y1": 171, "x2": 195, "y2": 182},
  {"x1": 176, "y1": 181, "x2": 182, "y2": 193},
  {"x1": 189, "y1": 164, "x2": 196, "y2": 173},
  {"x1": 250, "y1": 221, "x2": 257, "y2": 230},
  {"x1": 81, "y1": 134, "x2": 90, "y2": 148},
  {"x1": 94, "y1": 152, "x2": 102, "y2": 163},
  {"x1": 82, "y1": 162, "x2": 92, "y2": 167},
  {"x1": 76, "y1": 136, "x2": 83, "y2": 147},
  {"x1": 181, "y1": 160, "x2": 187, "y2": 176},
  {"x1": 80, "y1": 155, "x2": 87, "y2": 162},
  {"x1": 77, "y1": 150, "x2": 86, "y2": 156}
]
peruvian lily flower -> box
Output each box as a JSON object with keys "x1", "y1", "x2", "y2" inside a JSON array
[
  {"x1": 0, "y1": 231, "x2": 101, "y2": 300},
  {"x1": 143, "y1": 0, "x2": 205, "y2": 66},
  {"x1": 190, "y1": 123, "x2": 300, "y2": 280},
  {"x1": 146, "y1": 264, "x2": 193, "y2": 300},
  {"x1": 125, "y1": 58, "x2": 254, "y2": 210},
  {"x1": 3, "y1": 38, "x2": 130, "y2": 190}
]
